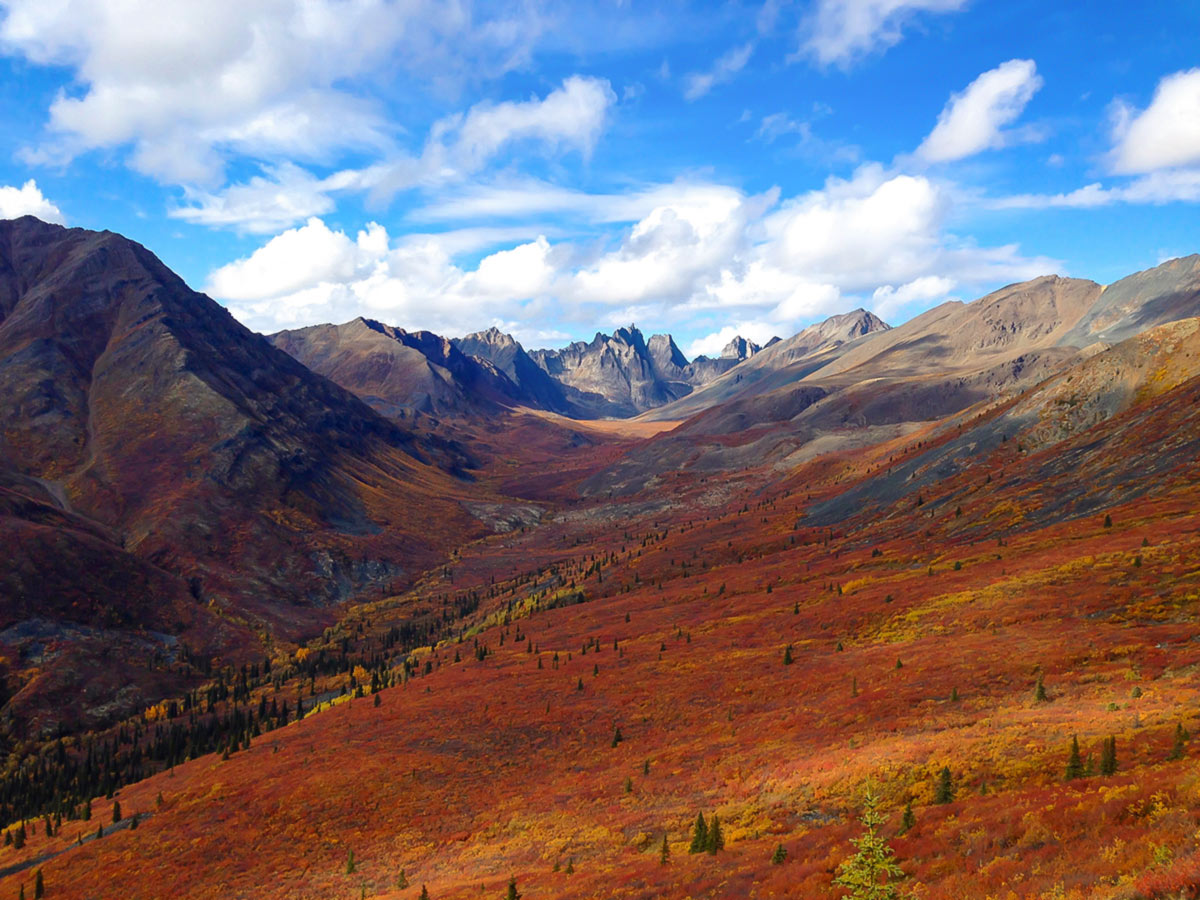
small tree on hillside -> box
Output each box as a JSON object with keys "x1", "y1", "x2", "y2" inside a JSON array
[
  {"x1": 933, "y1": 767, "x2": 954, "y2": 805},
  {"x1": 706, "y1": 815, "x2": 724, "y2": 854},
  {"x1": 689, "y1": 813, "x2": 708, "y2": 853},
  {"x1": 833, "y1": 787, "x2": 907, "y2": 900},
  {"x1": 659, "y1": 833, "x2": 670, "y2": 865},
  {"x1": 1034, "y1": 674, "x2": 1048, "y2": 703},
  {"x1": 1170, "y1": 722, "x2": 1189, "y2": 760},
  {"x1": 505, "y1": 876, "x2": 521, "y2": 900},
  {"x1": 1100, "y1": 736, "x2": 1117, "y2": 776},
  {"x1": 1065, "y1": 736, "x2": 1084, "y2": 780}
]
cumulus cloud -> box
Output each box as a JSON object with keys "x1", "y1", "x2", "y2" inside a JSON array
[
  {"x1": 801, "y1": 0, "x2": 967, "y2": 68},
  {"x1": 362, "y1": 76, "x2": 616, "y2": 202},
  {"x1": 212, "y1": 164, "x2": 1056, "y2": 352},
  {"x1": 684, "y1": 42, "x2": 755, "y2": 100},
  {"x1": 0, "y1": 179, "x2": 65, "y2": 224},
  {"x1": 170, "y1": 76, "x2": 616, "y2": 232},
  {"x1": 0, "y1": 0, "x2": 545, "y2": 186},
  {"x1": 917, "y1": 59, "x2": 1043, "y2": 162},
  {"x1": 1110, "y1": 68, "x2": 1200, "y2": 174}
]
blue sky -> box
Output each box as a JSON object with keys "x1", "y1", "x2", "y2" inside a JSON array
[{"x1": 0, "y1": 1, "x2": 1197, "y2": 356}]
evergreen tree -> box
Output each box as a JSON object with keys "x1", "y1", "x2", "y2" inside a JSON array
[
  {"x1": 505, "y1": 876, "x2": 521, "y2": 900},
  {"x1": 611, "y1": 727, "x2": 623, "y2": 747},
  {"x1": 689, "y1": 813, "x2": 708, "y2": 853},
  {"x1": 659, "y1": 833, "x2": 670, "y2": 866},
  {"x1": 346, "y1": 849, "x2": 357, "y2": 874},
  {"x1": 1100, "y1": 736, "x2": 1117, "y2": 776},
  {"x1": 934, "y1": 767, "x2": 954, "y2": 804},
  {"x1": 706, "y1": 815, "x2": 724, "y2": 854},
  {"x1": 33, "y1": 870, "x2": 43, "y2": 900},
  {"x1": 1034, "y1": 674, "x2": 1048, "y2": 703},
  {"x1": 1065, "y1": 736, "x2": 1084, "y2": 780},
  {"x1": 832, "y1": 787, "x2": 906, "y2": 900},
  {"x1": 783, "y1": 644, "x2": 794, "y2": 665},
  {"x1": 396, "y1": 870, "x2": 409, "y2": 889},
  {"x1": 565, "y1": 858, "x2": 574, "y2": 875},
  {"x1": 1170, "y1": 722, "x2": 1188, "y2": 760},
  {"x1": 643, "y1": 759, "x2": 650, "y2": 776},
  {"x1": 419, "y1": 886, "x2": 430, "y2": 900},
  {"x1": 19, "y1": 883, "x2": 24, "y2": 900},
  {"x1": 771, "y1": 843, "x2": 787, "y2": 865},
  {"x1": 899, "y1": 800, "x2": 915, "y2": 834},
  {"x1": 113, "y1": 800, "x2": 121, "y2": 824}
]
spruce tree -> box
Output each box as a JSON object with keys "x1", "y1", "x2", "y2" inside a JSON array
[
  {"x1": 419, "y1": 886, "x2": 430, "y2": 900},
  {"x1": 771, "y1": 843, "x2": 787, "y2": 864},
  {"x1": 700, "y1": 816, "x2": 720, "y2": 854},
  {"x1": 1100, "y1": 736, "x2": 1117, "y2": 776},
  {"x1": 33, "y1": 870, "x2": 43, "y2": 900},
  {"x1": 1065, "y1": 736, "x2": 1084, "y2": 780},
  {"x1": 934, "y1": 766, "x2": 954, "y2": 804},
  {"x1": 899, "y1": 800, "x2": 915, "y2": 834},
  {"x1": 833, "y1": 787, "x2": 906, "y2": 900},
  {"x1": 1169, "y1": 722, "x2": 1188, "y2": 760},
  {"x1": 689, "y1": 813, "x2": 708, "y2": 853},
  {"x1": 396, "y1": 870, "x2": 409, "y2": 889},
  {"x1": 346, "y1": 849, "x2": 357, "y2": 874},
  {"x1": 706, "y1": 815, "x2": 724, "y2": 854},
  {"x1": 505, "y1": 876, "x2": 521, "y2": 900},
  {"x1": 113, "y1": 800, "x2": 121, "y2": 824},
  {"x1": 1034, "y1": 674, "x2": 1048, "y2": 703},
  {"x1": 659, "y1": 833, "x2": 670, "y2": 865},
  {"x1": 783, "y1": 644, "x2": 794, "y2": 665}
]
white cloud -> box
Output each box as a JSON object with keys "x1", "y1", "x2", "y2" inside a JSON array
[
  {"x1": 993, "y1": 169, "x2": 1200, "y2": 210},
  {"x1": 1110, "y1": 68, "x2": 1200, "y2": 174},
  {"x1": 0, "y1": 0, "x2": 545, "y2": 186},
  {"x1": 212, "y1": 163, "x2": 1055, "y2": 347},
  {"x1": 170, "y1": 76, "x2": 616, "y2": 231},
  {"x1": 917, "y1": 59, "x2": 1043, "y2": 162},
  {"x1": 169, "y1": 163, "x2": 354, "y2": 233},
  {"x1": 756, "y1": 113, "x2": 811, "y2": 143},
  {"x1": 0, "y1": 179, "x2": 65, "y2": 224},
  {"x1": 684, "y1": 42, "x2": 755, "y2": 101},
  {"x1": 802, "y1": 0, "x2": 967, "y2": 68},
  {"x1": 871, "y1": 274, "x2": 955, "y2": 318},
  {"x1": 439, "y1": 76, "x2": 615, "y2": 173}
]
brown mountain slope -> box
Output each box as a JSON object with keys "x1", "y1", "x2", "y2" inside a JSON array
[
  {"x1": 0, "y1": 217, "x2": 493, "y2": 731},
  {"x1": 270, "y1": 318, "x2": 525, "y2": 419},
  {"x1": 640, "y1": 309, "x2": 889, "y2": 421}
]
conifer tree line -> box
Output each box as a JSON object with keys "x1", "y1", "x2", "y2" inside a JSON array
[{"x1": 0, "y1": 588, "x2": 485, "y2": 829}]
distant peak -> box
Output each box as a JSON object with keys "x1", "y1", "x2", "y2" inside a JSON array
[{"x1": 719, "y1": 335, "x2": 761, "y2": 361}]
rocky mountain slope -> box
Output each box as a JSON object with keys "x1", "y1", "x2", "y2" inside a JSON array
[
  {"x1": 0, "y1": 217, "x2": 488, "y2": 733},
  {"x1": 594, "y1": 264, "x2": 1200, "y2": 495},
  {"x1": 452, "y1": 326, "x2": 573, "y2": 414},
  {"x1": 527, "y1": 325, "x2": 762, "y2": 417},
  {"x1": 270, "y1": 318, "x2": 523, "y2": 419}
]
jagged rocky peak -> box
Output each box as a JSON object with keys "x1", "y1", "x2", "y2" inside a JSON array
[
  {"x1": 720, "y1": 335, "x2": 762, "y2": 360},
  {"x1": 648, "y1": 332, "x2": 689, "y2": 372}
]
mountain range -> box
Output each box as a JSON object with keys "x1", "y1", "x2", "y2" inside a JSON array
[{"x1": 5, "y1": 217, "x2": 1200, "y2": 898}]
